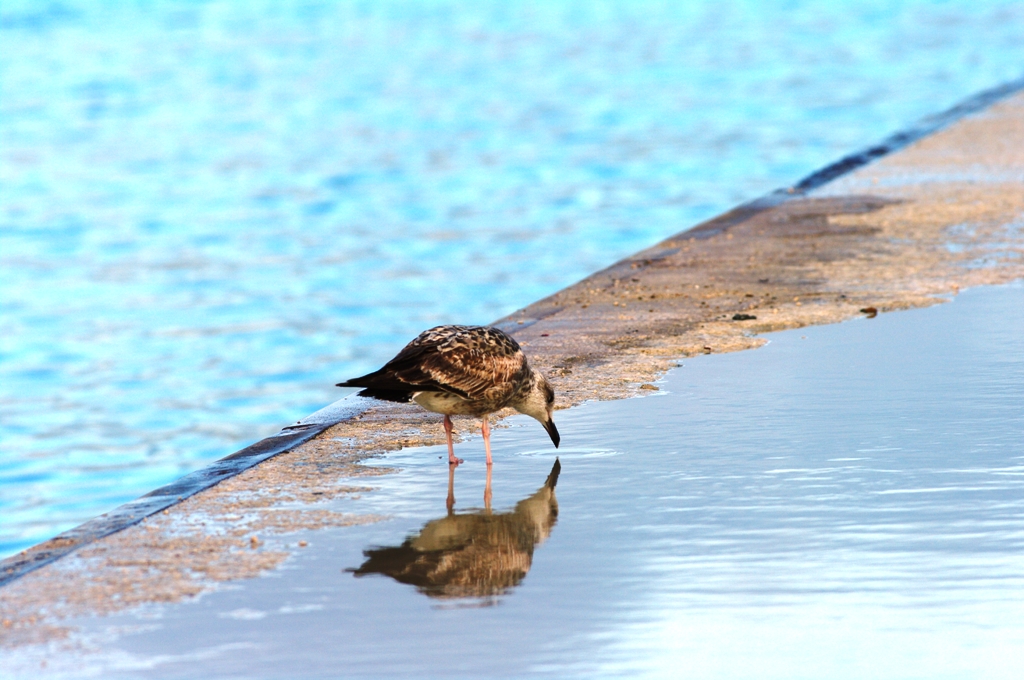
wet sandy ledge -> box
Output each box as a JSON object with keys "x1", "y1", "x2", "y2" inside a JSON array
[{"x1": 3, "y1": 89, "x2": 1024, "y2": 646}]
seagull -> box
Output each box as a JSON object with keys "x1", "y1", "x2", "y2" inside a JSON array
[
  {"x1": 349, "y1": 459, "x2": 561, "y2": 599},
  {"x1": 336, "y1": 325, "x2": 559, "y2": 466}
]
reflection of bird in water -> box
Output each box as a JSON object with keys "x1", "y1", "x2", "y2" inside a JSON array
[
  {"x1": 336, "y1": 325, "x2": 559, "y2": 466},
  {"x1": 350, "y1": 459, "x2": 561, "y2": 599}
]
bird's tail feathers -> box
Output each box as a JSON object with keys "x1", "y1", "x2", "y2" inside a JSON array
[{"x1": 349, "y1": 387, "x2": 413, "y2": 403}]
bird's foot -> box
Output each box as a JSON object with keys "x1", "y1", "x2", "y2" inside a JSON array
[{"x1": 448, "y1": 456, "x2": 464, "y2": 466}]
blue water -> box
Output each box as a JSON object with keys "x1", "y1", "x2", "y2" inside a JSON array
[{"x1": 1, "y1": 1, "x2": 1022, "y2": 558}]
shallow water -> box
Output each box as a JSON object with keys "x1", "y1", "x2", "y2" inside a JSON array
[
  {"x1": 3, "y1": 1, "x2": 1024, "y2": 556},
  {"x1": 21, "y1": 283, "x2": 1022, "y2": 679}
]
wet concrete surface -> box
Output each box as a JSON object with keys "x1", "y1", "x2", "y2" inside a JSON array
[
  {"x1": 5, "y1": 283, "x2": 1022, "y2": 678},
  {"x1": 2, "y1": 88, "x2": 1024, "y2": 655}
]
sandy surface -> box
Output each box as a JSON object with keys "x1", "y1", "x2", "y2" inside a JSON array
[{"x1": 2, "y1": 91, "x2": 1023, "y2": 647}]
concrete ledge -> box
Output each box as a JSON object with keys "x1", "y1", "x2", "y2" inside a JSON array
[
  {"x1": 3, "y1": 80, "x2": 1024, "y2": 644},
  {"x1": 0, "y1": 399, "x2": 373, "y2": 588}
]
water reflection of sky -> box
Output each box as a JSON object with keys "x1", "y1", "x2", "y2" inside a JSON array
[{"x1": 1, "y1": 1, "x2": 1022, "y2": 556}]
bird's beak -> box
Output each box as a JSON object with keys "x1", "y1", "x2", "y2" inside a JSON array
[{"x1": 543, "y1": 418, "x2": 560, "y2": 448}]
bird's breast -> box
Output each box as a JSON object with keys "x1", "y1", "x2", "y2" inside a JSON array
[{"x1": 412, "y1": 391, "x2": 488, "y2": 416}]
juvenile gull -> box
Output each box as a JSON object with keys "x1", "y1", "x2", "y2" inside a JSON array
[{"x1": 337, "y1": 325, "x2": 559, "y2": 466}]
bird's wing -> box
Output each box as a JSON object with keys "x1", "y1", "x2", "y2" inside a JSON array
[
  {"x1": 376, "y1": 340, "x2": 472, "y2": 396},
  {"x1": 338, "y1": 326, "x2": 526, "y2": 402},
  {"x1": 409, "y1": 339, "x2": 525, "y2": 402}
]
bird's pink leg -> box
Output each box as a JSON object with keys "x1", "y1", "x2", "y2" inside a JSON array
[
  {"x1": 446, "y1": 462, "x2": 456, "y2": 513},
  {"x1": 484, "y1": 463, "x2": 493, "y2": 511},
  {"x1": 481, "y1": 417, "x2": 493, "y2": 467},
  {"x1": 444, "y1": 415, "x2": 463, "y2": 466}
]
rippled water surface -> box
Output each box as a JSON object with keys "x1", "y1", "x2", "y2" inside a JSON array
[
  {"x1": 19, "y1": 283, "x2": 1023, "y2": 678},
  {"x1": 2, "y1": 1, "x2": 1024, "y2": 556}
]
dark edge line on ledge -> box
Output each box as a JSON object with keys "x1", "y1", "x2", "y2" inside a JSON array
[
  {"x1": 793, "y1": 75, "x2": 1024, "y2": 192},
  {"x1": 497, "y1": 75, "x2": 1024, "y2": 329},
  {"x1": 695, "y1": 75, "x2": 1024, "y2": 238},
  {"x1": 4, "y1": 75, "x2": 1023, "y2": 589}
]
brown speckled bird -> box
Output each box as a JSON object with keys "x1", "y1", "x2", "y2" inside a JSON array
[
  {"x1": 336, "y1": 325, "x2": 559, "y2": 466},
  {"x1": 349, "y1": 458, "x2": 561, "y2": 599}
]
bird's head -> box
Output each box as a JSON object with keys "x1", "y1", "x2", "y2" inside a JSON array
[{"x1": 512, "y1": 369, "x2": 560, "y2": 448}]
